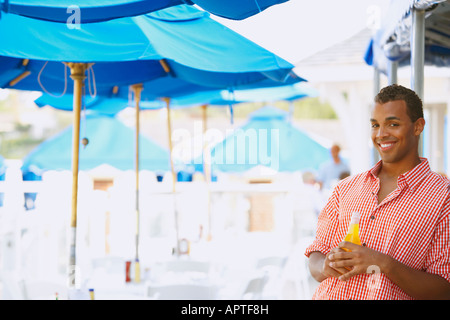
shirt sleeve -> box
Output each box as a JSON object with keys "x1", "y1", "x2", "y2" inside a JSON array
[
  {"x1": 304, "y1": 185, "x2": 341, "y2": 258},
  {"x1": 424, "y1": 195, "x2": 450, "y2": 282}
]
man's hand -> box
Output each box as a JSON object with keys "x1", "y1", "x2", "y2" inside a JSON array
[
  {"x1": 321, "y1": 247, "x2": 350, "y2": 279},
  {"x1": 327, "y1": 241, "x2": 389, "y2": 281},
  {"x1": 309, "y1": 242, "x2": 450, "y2": 299}
]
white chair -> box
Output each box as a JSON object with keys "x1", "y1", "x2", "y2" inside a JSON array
[
  {"x1": 241, "y1": 275, "x2": 268, "y2": 300},
  {"x1": 147, "y1": 284, "x2": 219, "y2": 300},
  {"x1": 278, "y1": 236, "x2": 315, "y2": 299},
  {"x1": 88, "y1": 256, "x2": 127, "y2": 289},
  {"x1": 280, "y1": 258, "x2": 312, "y2": 299},
  {"x1": 0, "y1": 271, "x2": 26, "y2": 300},
  {"x1": 256, "y1": 256, "x2": 287, "y2": 272},
  {"x1": 1, "y1": 271, "x2": 68, "y2": 300},
  {"x1": 23, "y1": 280, "x2": 68, "y2": 300}
]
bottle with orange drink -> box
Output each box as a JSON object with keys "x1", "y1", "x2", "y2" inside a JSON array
[{"x1": 343, "y1": 211, "x2": 361, "y2": 251}]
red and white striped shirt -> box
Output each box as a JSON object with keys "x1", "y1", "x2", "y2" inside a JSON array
[{"x1": 305, "y1": 158, "x2": 450, "y2": 300}]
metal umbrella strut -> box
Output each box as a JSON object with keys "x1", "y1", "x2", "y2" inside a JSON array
[
  {"x1": 66, "y1": 62, "x2": 90, "y2": 287},
  {"x1": 163, "y1": 97, "x2": 181, "y2": 254},
  {"x1": 201, "y1": 104, "x2": 214, "y2": 241},
  {"x1": 131, "y1": 83, "x2": 143, "y2": 282}
]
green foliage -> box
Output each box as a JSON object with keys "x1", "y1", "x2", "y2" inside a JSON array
[
  {"x1": 0, "y1": 133, "x2": 45, "y2": 159},
  {"x1": 290, "y1": 97, "x2": 337, "y2": 119},
  {"x1": 0, "y1": 90, "x2": 72, "y2": 159},
  {"x1": 179, "y1": 97, "x2": 338, "y2": 120}
]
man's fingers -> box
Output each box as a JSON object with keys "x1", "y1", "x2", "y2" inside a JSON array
[
  {"x1": 329, "y1": 259, "x2": 354, "y2": 269},
  {"x1": 323, "y1": 258, "x2": 348, "y2": 278},
  {"x1": 331, "y1": 265, "x2": 350, "y2": 275},
  {"x1": 339, "y1": 269, "x2": 358, "y2": 282},
  {"x1": 328, "y1": 252, "x2": 353, "y2": 261}
]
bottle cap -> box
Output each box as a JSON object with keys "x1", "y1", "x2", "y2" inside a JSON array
[{"x1": 351, "y1": 212, "x2": 360, "y2": 223}]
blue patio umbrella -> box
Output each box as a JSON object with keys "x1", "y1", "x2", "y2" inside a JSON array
[
  {"x1": 35, "y1": 81, "x2": 314, "y2": 113},
  {"x1": 2, "y1": 0, "x2": 288, "y2": 22},
  {"x1": 152, "y1": 84, "x2": 319, "y2": 178},
  {"x1": 35, "y1": 82, "x2": 319, "y2": 179},
  {"x1": 195, "y1": 106, "x2": 329, "y2": 173},
  {"x1": 21, "y1": 113, "x2": 173, "y2": 174},
  {"x1": 0, "y1": 5, "x2": 300, "y2": 121},
  {"x1": 0, "y1": 4, "x2": 300, "y2": 282},
  {"x1": 0, "y1": 6, "x2": 296, "y2": 80},
  {"x1": 34, "y1": 82, "x2": 315, "y2": 184},
  {"x1": 24, "y1": 69, "x2": 302, "y2": 110},
  {"x1": 34, "y1": 92, "x2": 164, "y2": 114}
]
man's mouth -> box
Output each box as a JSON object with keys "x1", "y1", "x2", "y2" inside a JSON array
[{"x1": 378, "y1": 142, "x2": 396, "y2": 151}]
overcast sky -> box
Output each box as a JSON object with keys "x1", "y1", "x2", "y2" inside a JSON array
[{"x1": 212, "y1": 0, "x2": 391, "y2": 65}]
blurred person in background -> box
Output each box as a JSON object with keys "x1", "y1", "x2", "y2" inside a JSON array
[
  {"x1": 301, "y1": 171, "x2": 325, "y2": 218},
  {"x1": 316, "y1": 143, "x2": 350, "y2": 191}
]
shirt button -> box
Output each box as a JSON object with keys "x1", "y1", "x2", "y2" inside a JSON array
[
  {"x1": 370, "y1": 215, "x2": 375, "y2": 220},
  {"x1": 362, "y1": 243, "x2": 367, "y2": 247}
]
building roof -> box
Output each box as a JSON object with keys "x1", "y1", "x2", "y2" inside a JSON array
[{"x1": 296, "y1": 28, "x2": 373, "y2": 67}]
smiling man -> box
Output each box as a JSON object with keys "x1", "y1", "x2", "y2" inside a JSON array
[{"x1": 305, "y1": 84, "x2": 450, "y2": 300}]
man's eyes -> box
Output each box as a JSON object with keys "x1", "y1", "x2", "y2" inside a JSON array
[{"x1": 370, "y1": 123, "x2": 399, "y2": 128}]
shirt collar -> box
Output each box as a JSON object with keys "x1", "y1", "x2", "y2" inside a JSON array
[{"x1": 366, "y1": 157, "x2": 431, "y2": 192}]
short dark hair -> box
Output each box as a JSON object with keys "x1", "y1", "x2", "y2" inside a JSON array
[{"x1": 374, "y1": 84, "x2": 423, "y2": 122}]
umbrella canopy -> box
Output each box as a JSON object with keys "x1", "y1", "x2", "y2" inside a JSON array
[
  {"x1": 34, "y1": 82, "x2": 316, "y2": 113},
  {"x1": 364, "y1": 0, "x2": 450, "y2": 72},
  {"x1": 0, "y1": 5, "x2": 297, "y2": 89},
  {"x1": 21, "y1": 113, "x2": 173, "y2": 175},
  {"x1": 2, "y1": 0, "x2": 288, "y2": 22},
  {"x1": 34, "y1": 93, "x2": 164, "y2": 114},
  {"x1": 195, "y1": 106, "x2": 329, "y2": 173}
]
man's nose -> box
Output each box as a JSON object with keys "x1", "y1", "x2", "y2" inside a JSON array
[{"x1": 375, "y1": 125, "x2": 388, "y2": 139}]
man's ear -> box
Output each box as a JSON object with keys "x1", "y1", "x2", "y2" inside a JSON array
[{"x1": 414, "y1": 118, "x2": 425, "y2": 136}]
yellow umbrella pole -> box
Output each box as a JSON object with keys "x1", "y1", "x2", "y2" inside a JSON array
[
  {"x1": 131, "y1": 83, "x2": 143, "y2": 283},
  {"x1": 201, "y1": 105, "x2": 212, "y2": 241},
  {"x1": 66, "y1": 62, "x2": 89, "y2": 289},
  {"x1": 163, "y1": 97, "x2": 180, "y2": 255}
]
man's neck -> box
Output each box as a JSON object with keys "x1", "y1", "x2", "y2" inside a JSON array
[{"x1": 379, "y1": 157, "x2": 422, "y2": 179}]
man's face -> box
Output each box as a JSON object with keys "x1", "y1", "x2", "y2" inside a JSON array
[{"x1": 370, "y1": 100, "x2": 424, "y2": 165}]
